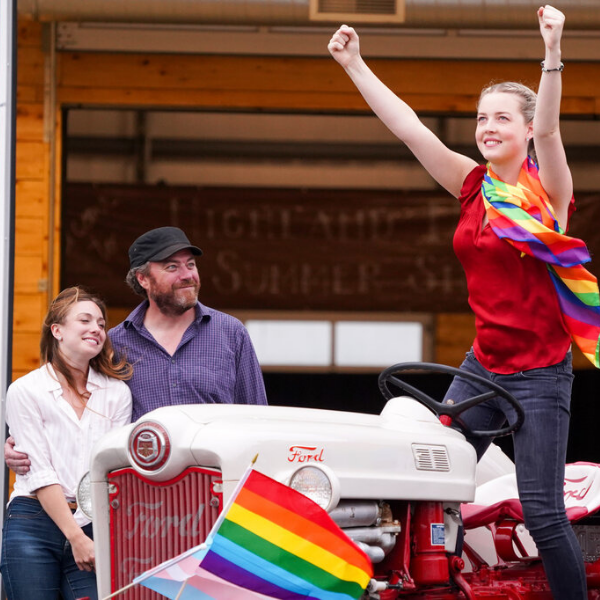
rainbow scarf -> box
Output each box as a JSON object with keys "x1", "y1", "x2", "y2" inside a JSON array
[
  {"x1": 199, "y1": 469, "x2": 373, "y2": 599},
  {"x1": 481, "y1": 157, "x2": 600, "y2": 368}
]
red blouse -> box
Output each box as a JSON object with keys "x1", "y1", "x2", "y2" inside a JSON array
[{"x1": 453, "y1": 165, "x2": 572, "y2": 374}]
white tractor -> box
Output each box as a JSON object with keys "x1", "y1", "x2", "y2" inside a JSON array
[{"x1": 79, "y1": 363, "x2": 600, "y2": 599}]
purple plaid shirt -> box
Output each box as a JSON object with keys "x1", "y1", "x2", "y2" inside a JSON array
[{"x1": 109, "y1": 301, "x2": 267, "y2": 421}]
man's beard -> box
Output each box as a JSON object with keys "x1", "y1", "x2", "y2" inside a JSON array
[{"x1": 149, "y1": 280, "x2": 200, "y2": 316}]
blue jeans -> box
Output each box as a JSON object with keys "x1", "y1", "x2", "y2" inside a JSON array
[
  {"x1": 0, "y1": 497, "x2": 97, "y2": 600},
  {"x1": 444, "y1": 350, "x2": 586, "y2": 599}
]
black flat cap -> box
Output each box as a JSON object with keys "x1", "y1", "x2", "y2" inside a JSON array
[{"x1": 128, "y1": 227, "x2": 202, "y2": 269}]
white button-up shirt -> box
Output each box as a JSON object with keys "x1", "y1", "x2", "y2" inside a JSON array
[{"x1": 6, "y1": 364, "x2": 132, "y2": 526}]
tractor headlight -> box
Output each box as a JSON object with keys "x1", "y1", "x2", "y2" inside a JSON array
[
  {"x1": 76, "y1": 471, "x2": 93, "y2": 520},
  {"x1": 289, "y1": 465, "x2": 339, "y2": 512}
]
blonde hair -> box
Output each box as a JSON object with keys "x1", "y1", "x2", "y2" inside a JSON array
[
  {"x1": 478, "y1": 81, "x2": 537, "y2": 160},
  {"x1": 41, "y1": 287, "x2": 132, "y2": 401}
]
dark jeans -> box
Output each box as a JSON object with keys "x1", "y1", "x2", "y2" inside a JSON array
[
  {"x1": 0, "y1": 497, "x2": 97, "y2": 600},
  {"x1": 444, "y1": 350, "x2": 586, "y2": 599}
]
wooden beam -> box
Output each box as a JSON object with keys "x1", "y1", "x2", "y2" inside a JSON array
[
  {"x1": 13, "y1": 19, "x2": 57, "y2": 389},
  {"x1": 56, "y1": 52, "x2": 600, "y2": 116}
]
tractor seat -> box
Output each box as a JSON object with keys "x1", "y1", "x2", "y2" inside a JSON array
[
  {"x1": 464, "y1": 461, "x2": 600, "y2": 530},
  {"x1": 461, "y1": 462, "x2": 600, "y2": 564}
]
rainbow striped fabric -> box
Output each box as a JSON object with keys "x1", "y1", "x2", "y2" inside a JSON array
[
  {"x1": 135, "y1": 468, "x2": 373, "y2": 600},
  {"x1": 199, "y1": 469, "x2": 373, "y2": 599},
  {"x1": 482, "y1": 157, "x2": 600, "y2": 368}
]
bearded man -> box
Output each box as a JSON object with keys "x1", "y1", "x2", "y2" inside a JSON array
[{"x1": 113, "y1": 226, "x2": 267, "y2": 420}]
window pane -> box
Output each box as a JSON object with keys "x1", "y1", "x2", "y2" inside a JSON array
[
  {"x1": 246, "y1": 320, "x2": 332, "y2": 366},
  {"x1": 334, "y1": 321, "x2": 422, "y2": 367}
]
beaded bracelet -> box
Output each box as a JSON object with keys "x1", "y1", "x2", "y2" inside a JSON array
[{"x1": 541, "y1": 61, "x2": 564, "y2": 73}]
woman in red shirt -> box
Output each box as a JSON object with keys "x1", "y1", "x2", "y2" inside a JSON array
[{"x1": 329, "y1": 6, "x2": 589, "y2": 598}]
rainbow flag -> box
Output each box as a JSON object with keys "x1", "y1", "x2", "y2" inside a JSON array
[
  {"x1": 134, "y1": 468, "x2": 373, "y2": 600},
  {"x1": 482, "y1": 157, "x2": 600, "y2": 368}
]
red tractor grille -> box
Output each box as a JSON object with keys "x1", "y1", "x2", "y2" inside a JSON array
[{"x1": 108, "y1": 466, "x2": 222, "y2": 599}]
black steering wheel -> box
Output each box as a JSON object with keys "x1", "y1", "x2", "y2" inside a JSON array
[{"x1": 378, "y1": 362, "x2": 524, "y2": 438}]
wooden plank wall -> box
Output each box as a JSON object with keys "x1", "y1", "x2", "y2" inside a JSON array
[
  {"x1": 13, "y1": 26, "x2": 598, "y2": 380},
  {"x1": 10, "y1": 20, "x2": 52, "y2": 492},
  {"x1": 14, "y1": 20, "x2": 50, "y2": 381}
]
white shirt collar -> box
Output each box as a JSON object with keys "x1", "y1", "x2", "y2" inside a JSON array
[{"x1": 43, "y1": 363, "x2": 103, "y2": 394}]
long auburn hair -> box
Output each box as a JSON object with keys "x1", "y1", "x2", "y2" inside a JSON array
[{"x1": 41, "y1": 287, "x2": 132, "y2": 400}]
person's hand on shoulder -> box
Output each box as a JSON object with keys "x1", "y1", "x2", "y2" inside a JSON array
[
  {"x1": 328, "y1": 25, "x2": 361, "y2": 69},
  {"x1": 538, "y1": 5, "x2": 565, "y2": 50},
  {"x1": 4, "y1": 436, "x2": 31, "y2": 475}
]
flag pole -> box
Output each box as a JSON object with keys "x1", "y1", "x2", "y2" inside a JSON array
[
  {"x1": 100, "y1": 579, "x2": 138, "y2": 599},
  {"x1": 101, "y1": 574, "x2": 188, "y2": 600},
  {"x1": 174, "y1": 579, "x2": 188, "y2": 600}
]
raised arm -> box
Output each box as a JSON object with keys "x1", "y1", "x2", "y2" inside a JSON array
[
  {"x1": 328, "y1": 25, "x2": 477, "y2": 198},
  {"x1": 534, "y1": 5, "x2": 572, "y2": 228}
]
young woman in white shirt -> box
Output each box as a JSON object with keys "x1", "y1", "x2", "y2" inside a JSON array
[{"x1": 0, "y1": 287, "x2": 133, "y2": 600}]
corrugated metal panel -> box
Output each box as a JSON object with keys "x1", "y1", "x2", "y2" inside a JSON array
[{"x1": 108, "y1": 466, "x2": 221, "y2": 599}]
